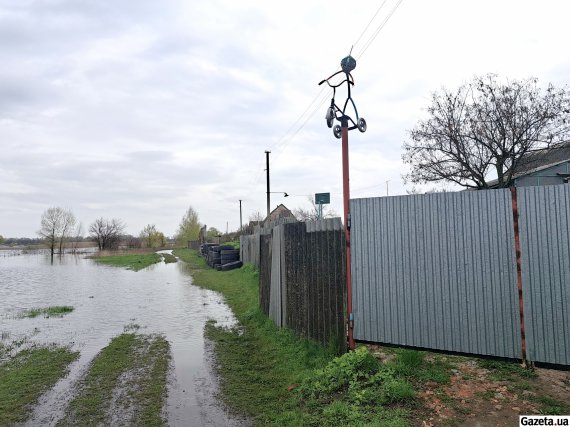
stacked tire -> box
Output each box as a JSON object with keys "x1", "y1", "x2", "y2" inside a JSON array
[
  {"x1": 201, "y1": 244, "x2": 243, "y2": 271},
  {"x1": 207, "y1": 246, "x2": 221, "y2": 268}
]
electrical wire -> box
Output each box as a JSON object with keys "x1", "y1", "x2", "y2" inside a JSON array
[
  {"x1": 246, "y1": 0, "x2": 406, "y2": 200},
  {"x1": 273, "y1": 0, "x2": 407, "y2": 159},
  {"x1": 352, "y1": 0, "x2": 390, "y2": 50},
  {"x1": 354, "y1": 0, "x2": 405, "y2": 61}
]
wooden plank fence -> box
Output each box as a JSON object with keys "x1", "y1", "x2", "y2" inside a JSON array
[{"x1": 259, "y1": 219, "x2": 346, "y2": 351}]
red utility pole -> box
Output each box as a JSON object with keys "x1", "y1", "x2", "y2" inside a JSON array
[
  {"x1": 319, "y1": 53, "x2": 365, "y2": 352},
  {"x1": 341, "y1": 118, "x2": 355, "y2": 350}
]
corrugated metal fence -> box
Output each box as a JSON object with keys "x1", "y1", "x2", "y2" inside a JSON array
[
  {"x1": 517, "y1": 186, "x2": 570, "y2": 365},
  {"x1": 258, "y1": 218, "x2": 346, "y2": 350},
  {"x1": 350, "y1": 186, "x2": 570, "y2": 365}
]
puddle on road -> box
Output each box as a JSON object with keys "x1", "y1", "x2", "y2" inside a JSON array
[{"x1": 0, "y1": 250, "x2": 249, "y2": 426}]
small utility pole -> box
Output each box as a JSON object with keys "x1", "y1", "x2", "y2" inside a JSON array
[
  {"x1": 386, "y1": 180, "x2": 390, "y2": 196},
  {"x1": 265, "y1": 150, "x2": 271, "y2": 218},
  {"x1": 239, "y1": 199, "x2": 243, "y2": 232},
  {"x1": 318, "y1": 52, "x2": 366, "y2": 351}
]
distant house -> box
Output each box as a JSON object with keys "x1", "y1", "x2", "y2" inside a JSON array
[
  {"x1": 263, "y1": 204, "x2": 297, "y2": 224},
  {"x1": 489, "y1": 141, "x2": 570, "y2": 188}
]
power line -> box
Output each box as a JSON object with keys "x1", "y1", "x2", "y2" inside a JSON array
[
  {"x1": 352, "y1": 0, "x2": 390, "y2": 50},
  {"x1": 273, "y1": 0, "x2": 407, "y2": 158},
  {"x1": 246, "y1": 0, "x2": 406, "y2": 200},
  {"x1": 355, "y1": 0, "x2": 405, "y2": 61}
]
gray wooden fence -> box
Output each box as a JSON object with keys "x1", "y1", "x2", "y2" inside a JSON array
[
  {"x1": 258, "y1": 218, "x2": 346, "y2": 350},
  {"x1": 240, "y1": 217, "x2": 297, "y2": 268},
  {"x1": 350, "y1": 186, "x2": 570, "y2": 365}
]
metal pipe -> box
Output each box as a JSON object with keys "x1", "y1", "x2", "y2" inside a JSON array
[
  {"x1": 265, "y1": 151, "x2": 271, "y2": 217},
  {"x1": 239, "y1": 199, "x2": 242, "y2": 232}
]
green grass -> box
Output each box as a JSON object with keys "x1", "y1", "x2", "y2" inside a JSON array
[
  {"x1": 0, "y1": 344, "x2": 79, "y2": 424},
  {"x1": 19, "y1": 306, "x2": 74, "y2": 318},
  {"x1": 221, "y1": 240, "x2": 240, "y2": 250},
  {"x1": 389, "y1": 349, "x2": 451, "y2": 384},
  {"x1": 161, "y1": 253, "x2": 177, "y2": 264},
  {"x1": 174, "y1": 248, "x2": 414, "y2": 426},
  {"x1": 534, "y1": 395, "x2": 570, "y2": 415},
  {"x1": 93, "y1": 253, "x2": 162, "y2": 271},
  {"x1": 477, "y1": 359, "x2": 537, "y2": 381},
  {"x1": 61, "y1": 332, "x2": 170, "y2": 426}
]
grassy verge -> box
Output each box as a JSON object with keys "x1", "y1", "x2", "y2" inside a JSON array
[
  {"x1": 19, "y1": 306, "x2": 74, "y2": 318},
  {"x1": 174, "y1": 249, "x2": 417, "y2": 426},
  {"x1": 161, "y1": 253, "x2": 177, "y2": 264},
  {"x1": 92, "y1": 253, "x2": 162, "y2": 271},
  {"x1": 61, "y1": 332, "x2": 170, "y2": 426},
  {"x1": 0, "y1": 344, "x2": 79, "y2": 424}
]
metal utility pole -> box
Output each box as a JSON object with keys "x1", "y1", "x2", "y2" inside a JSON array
[
  {"x1": 239, "y1": 199, "x2": 243, "y2": 232},
  {"x1": 386, "y1": 180, "x2": 390, "y2": 197},
  {"x1": 265, "y1": 150, "x2": 271, "y2": 217},
  {"x1": 319, "y1": 52, "x2": 366, "y2": 351}
]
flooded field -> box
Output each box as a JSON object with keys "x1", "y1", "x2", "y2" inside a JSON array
[{"x1": 0, "y1": 250, "x2": 247, "y2": 426}]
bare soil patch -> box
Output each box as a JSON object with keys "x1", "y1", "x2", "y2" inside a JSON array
[{"x1": 367, "y1": 344, "x2": 570, "y2": 426}]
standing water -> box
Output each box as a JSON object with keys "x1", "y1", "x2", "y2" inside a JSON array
[{"x1": 0, "y1": 250, "x2": 248, "y2": 426}]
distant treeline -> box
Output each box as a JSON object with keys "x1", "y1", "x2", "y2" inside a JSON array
[
  {"x1": 1, "y1": 237, "x2": 88, "y2": 246},
  {"x1": 1, "y1": 235, "x2": 176, "y2": 248}
]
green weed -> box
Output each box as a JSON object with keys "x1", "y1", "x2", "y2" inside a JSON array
[
  {"x1": 477, "y1": 359, "x2": 536, "y2": 381},
  {"x1": 61, "y1": 332, "x2": 170, "y2": 426},
  {"x1": 391, "y1": 349, "x2": 451, "y2": 384},
  {"x1": 19, "y1": 306, "x2": 74, "y2": 318},
  {"x1": 162, "y1": 253, "x2": 177, "y2": 264},
  {"x1": 534, "y1": 396, "x2": 570, "y2": 415},
  {"x1": 0, "y1": 345, "x2": 79, "y2": 424}
]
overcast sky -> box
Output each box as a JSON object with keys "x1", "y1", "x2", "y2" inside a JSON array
[{"x1": 1, "y1": 0, "x2": 569, "y2": 238}]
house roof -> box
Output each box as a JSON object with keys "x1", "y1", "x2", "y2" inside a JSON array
[
  {"x1": 487, "y1": 141, "x2": 570, "y2": 187},
  {"x1": 264, "y1": 204, "x2": 296, "y2": 222},
  {"x1": 512, "y1": 140, "x2": 570, "y2": 177}
]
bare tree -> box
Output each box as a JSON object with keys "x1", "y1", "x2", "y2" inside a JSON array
[
  {"x1": 293, "y1": 197, "x2": 338, "y2": 221},
  {"x1": 248, "y1": 212, "x2": 264, "y2": 222},
  {"x1": 58, "y1": 209, "x2": 76, "y2": 255},
  {"x1": 71, "y1": 222, "x2": 83, "y2": 253},
  {"x1": 403, "y1": 74, "x2": 570, "y2": 189},
  {"x1": 89, "y1": 217, "x2": 125, "y2": 250},
  {"x1": 38, "y1": 207, "x2": 64, "y2": 261}
]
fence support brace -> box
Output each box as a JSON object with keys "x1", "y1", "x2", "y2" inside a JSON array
[{"x1": 510, "y1": 187, "x2": 528, "y2": 366}]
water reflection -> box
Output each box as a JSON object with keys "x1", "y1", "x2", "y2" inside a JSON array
[{"x1": 0, "y1": 251, "x2": 247, "y2": 426}]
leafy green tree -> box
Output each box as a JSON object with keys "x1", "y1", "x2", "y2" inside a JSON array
[
  {"x1": 139, "y1": 224, "x2": 166, "y2": 248},
  {"x1": 0, "y1": 235, "x2": 4, "y2": 244},
  {"x1": 206, "y1": 227, "x2": 221, "y2": 239},
  {"x1": 176, "y1": 207, "x2": 201, "y2": 246}
]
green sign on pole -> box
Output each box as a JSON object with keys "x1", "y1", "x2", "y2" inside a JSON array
[
  {"x1": 315, "y1": 193, "x2": 330, "y2": 205},
  {"x1": 315, "y1": 193, "x2": 330, "y2": 220}
]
